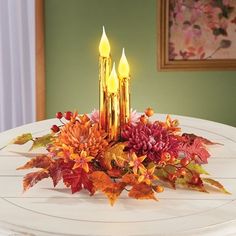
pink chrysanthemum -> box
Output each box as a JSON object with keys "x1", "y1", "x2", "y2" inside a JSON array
[
  {"x1": 90, "y1": 109, "x2": 99, "y2": 123},
  {"x1": 122, "y1": 122, "x2": 182, "y2": 163},
  {"x1": 130, "y1": 109, "x2": 140, "y2": 125}
]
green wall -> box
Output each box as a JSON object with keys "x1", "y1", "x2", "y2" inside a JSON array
[{"x1": 45, "y1": 0, "x2": 236, "y2": 127}]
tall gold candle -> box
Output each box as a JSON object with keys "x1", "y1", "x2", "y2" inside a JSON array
[
  {"x1": 107, "y1": 63, "x2": 120, "y2": 141},
  {"x1": 118, "y1": 48, "x2": 130, "y2": 130},
  {"x1": 99, "y1": 26, "x2": 111, "y2": 131}
]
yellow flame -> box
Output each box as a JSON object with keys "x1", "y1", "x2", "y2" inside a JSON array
[
  {"x1": 99, "y1": 26, "x2": 110, "y2": 57},
  {"x1": 118, "y1": 48, "x2": 130, "y2": 78},
  {"x1": 107, "y1": 63, "x2": 119, "y2": 93}
]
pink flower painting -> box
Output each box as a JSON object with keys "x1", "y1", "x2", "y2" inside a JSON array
[{"x1": 169, "y1": 0, "x2": 236, "y2": 60}]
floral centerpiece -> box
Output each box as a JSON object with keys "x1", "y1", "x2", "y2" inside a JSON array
[
  {"x1": 12, "y1": 109, "x2": 229, "y2": 206},
  {"x1": 9, "y1": 28, "x2": 229, "y2": 205}
]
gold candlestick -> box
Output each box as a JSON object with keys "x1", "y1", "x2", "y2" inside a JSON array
[
  {"x1": 99, "y1": 26, "x2": 111, "y2": 131},
  {"x1": 118, "y1": 48, "x2": 130, "y2": 130},
  {"x1": 107, "y1": 63, "x2": 120, "y2": 141}
]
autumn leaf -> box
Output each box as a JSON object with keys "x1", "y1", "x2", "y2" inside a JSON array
[
  {"x1": 122, "y1": 173, "x2": 138, "y2": 186},
  {"x1": 182, "y1": 133, "x2": 221, "y2": 146},
  {"x1": 17, "y1": 155, "x2": 53, "y2": 170},
  {"x1": 89, "y1": 171, "x2": 112, "y2": 189},
  {"x1": 89, "y1": 171, "x2": 126, "y2": 206},
  {"x1": 175, "y1": 177, "x2": 208, "y2": 192},
  {"x1": 155, "y1": 168, "x2": 168, "y2": 179},
  {"x1": 203, "y1": 178, "x2": 230, "y2": 194},
  {"x1": 181, "y1": 138, "x2": 211, "y2": 164},
  {"x1": 102, "y1": 182, "x2": 126, "y2": 206},
  {"x1": 11, "y1": 133, "x2": 33, "y2": 145},
  {"x1": 23, "y1": 170, "x2": 49, "y2": 191},
  {"x1": 187, "y1": 183, "x2": 208, "y2": 193},
  {"x1": 107, "y1": 168, "x2": 123, "y2": 178},
  {"x1": 129, "y1": 183, "x2": 157, "y2": 201},
  {"x1": 102, "y1": 143, "x2": 129, "y2": 170},
  {"x1": 155, "y1": 168, "x2": 176, "y2": 189},
  {"x1": 186, "y1": 162, "x2": 209, "y2": 175},
  {"x1": 30, "y1": 134, "x2": 53, "y2": 151},
  {"x1": 48, "y1": 158, "x2": 69, "y2": 187},
  {"x1": 152, "y1": 185, "x2": 164, "y2": 193},
  {"x1": 62, "y1": 167, "x2": 95, "y2": 195}
]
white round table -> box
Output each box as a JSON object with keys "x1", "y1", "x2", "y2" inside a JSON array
[{"x1": 0, "y1": 114, "x2": 236, "y2": 236}]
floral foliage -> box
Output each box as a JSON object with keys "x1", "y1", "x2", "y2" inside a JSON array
[{"x1": 14, "y1": 109, "x2": 229, "y2": 205}]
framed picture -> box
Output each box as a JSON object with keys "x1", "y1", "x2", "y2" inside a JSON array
[{"x1": 158, "y1": 0, "x2": 236, "y2": 71}]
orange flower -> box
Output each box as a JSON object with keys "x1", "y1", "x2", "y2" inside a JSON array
[
  {"x1": 165, "y1": 115, "x2": 181, "y2": 133},
  {"x1": 138, "y1": 166, "x2": 158, "y2": 185},
  {"x1": 129, "y1": 153, "x2": 146, "y2": 174},
  {"x1": 72, "y1": 151, "x2": 94, "y2": 172},
  {"x1": 53, "y1": 118, "x2": 108, "y2": 158}
]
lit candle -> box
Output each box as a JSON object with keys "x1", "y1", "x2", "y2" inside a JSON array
[
  {"x1": 107, "y1": 63, "x2": 120, "y2": 141},
  {"x1": 99, "y1": 26, "x2": 111, "y2": 131},
  {"x1": 118, "y1": 48, "x2": 130, "y2": 130}
]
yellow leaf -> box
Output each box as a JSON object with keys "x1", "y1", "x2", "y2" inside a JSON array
[
  {"x1": 203, "y1": 178, "x2": 231, "y2": 194},
  {"x1": 30, "y1": 134, "x2": 53, "y2": 151},
  {"x1": 11, "y1": 133, "x2": 33, "y2": 145},
  {"x1": 102, "y1": 142, "x2": 129, "y2": 170}
]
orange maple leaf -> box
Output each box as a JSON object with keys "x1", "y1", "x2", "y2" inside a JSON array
[
  {"x1": 23, "y1": 170, "x2": 49, "y2": 192},
  {"x1": 129, "y1": 183, "x2": 157, "y2": 201},
  {"x1": 122, "y1": 173, "x2": 139, "y2": 186},
  {"x1": 107, "y1": 168, "x2": 123, "y2": 178},
  {"x1": 89, "y1": 171, "x2": 126, "y2": 206},
  {"x1": 17, "y1": 155, "x2": 53, "y2": 170}
]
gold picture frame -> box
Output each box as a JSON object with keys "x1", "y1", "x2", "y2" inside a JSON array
[{"x1": 158, "y1": 0, "x2": 236, "y2": 71}]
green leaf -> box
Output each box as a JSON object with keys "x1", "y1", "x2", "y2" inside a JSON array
[
  {"x1": 30, "y1": 134, "x2": 52, "y2": 151},
  {"x1": 164, "y1": 165, "x2": 176, "y2": 174},
  {"x1": 187, "y1": 162, "x2": 209, "y2": 175},
  {"x1": 11, "y1": 133, "x2": 33, "y2": 145},
  {"x1": 203, "y1": 178, "x2": 231, "y2": 194},
  {"x1": 175, "y1": 177, "x2": 187, "y2": 185},
  {"x1": 155, "y1": 168, "x2": 168, "y2": 178}
]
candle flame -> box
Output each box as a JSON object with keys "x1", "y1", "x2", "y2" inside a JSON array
[
  {"x1": 107, "y1": 63, "x2": 119, "y2": 93},
  {"x1": 118, "y1": 48, "x2": 130, "y2": 78},
  {"x1": 99, "y1": 26, "x2": 111, "y2": 57}
]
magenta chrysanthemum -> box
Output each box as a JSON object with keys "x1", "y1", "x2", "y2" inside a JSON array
[{"x1": 122, "y1": 122, "x2": 182, "y2": 163}]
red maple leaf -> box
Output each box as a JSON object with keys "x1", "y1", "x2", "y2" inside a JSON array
[
  {"x1": 48, "y1": 159, "x2": 72, "y2": 187},
  {"x1": 62, "y1": 167, "x2": 95, "y2": 194},
  {"x1": 182, "y1": 133, "x2": 220, "y2": 145},
  {"x1": 181, "y1": 138, "x2": 210, "y2": 164}
]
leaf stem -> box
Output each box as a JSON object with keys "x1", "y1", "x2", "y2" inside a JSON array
[{"x1": 205, "y1": 46, "x2": 221, "y2": 59}]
